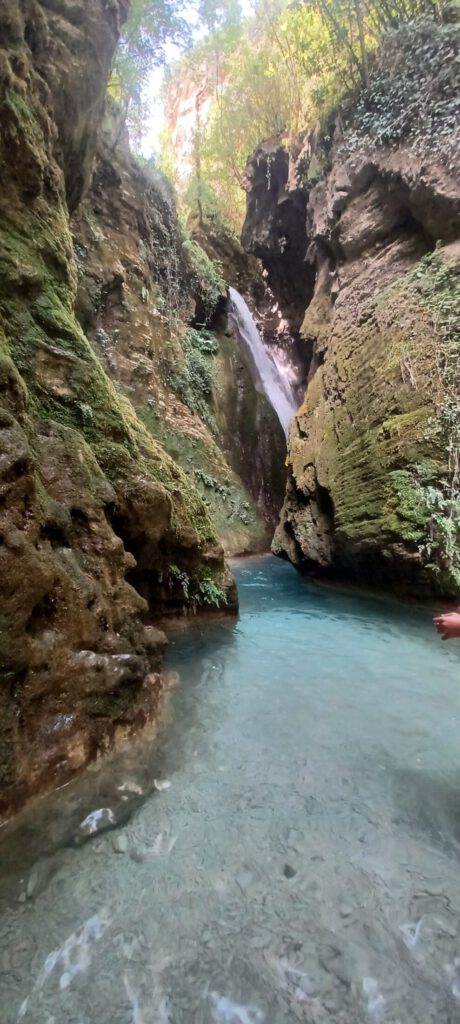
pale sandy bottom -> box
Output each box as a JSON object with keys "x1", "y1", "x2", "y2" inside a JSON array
[{"x1": 1, "y1": 556, "x2": 460, "y2": 1023}]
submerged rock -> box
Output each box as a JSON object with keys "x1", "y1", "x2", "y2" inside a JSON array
[{"x1": 77, "y1": 807, "x2": 116, "y2": 840}]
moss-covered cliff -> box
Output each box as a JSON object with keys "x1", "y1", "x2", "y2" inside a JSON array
[
  {"x1": 242, "y1": 20, "x2": 460, "y2": 598},
  {"x1": 71, "y1": 109, "x2": 284, "y2": 559},
  {"x1": 0, "y1": 0, "x2": 247, "y2": 816}
]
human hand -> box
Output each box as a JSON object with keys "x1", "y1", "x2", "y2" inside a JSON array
[{"x1": 433, "y1": 612, "x2": 460, "y2": 640}]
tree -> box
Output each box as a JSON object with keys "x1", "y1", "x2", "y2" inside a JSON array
[
  {"x1": 308, "y1": 0, "x2": 440, "y2": 89},
  {"x1": 198, "y1": 0, "x2": 242, "y2": 32},
  {"x1": 161, "y1": 0, "x2": 443, "y2": 231},
  {"x1": 111, "y1": 0, "x2": 190, "y2": 143}
]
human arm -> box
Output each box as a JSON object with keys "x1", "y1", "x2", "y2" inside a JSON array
[{"x1": 433, "y1": 611, "x2": 460, "y2": 641}]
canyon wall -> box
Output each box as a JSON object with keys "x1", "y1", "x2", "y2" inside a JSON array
[
  {"x1": 71, "y1": 107, "x2": 284, "y2": 560},
  {"x1": 0, "y1": 0, "x2": 278, "y2": 816},
  {"x1": 243, "y1": 20, "x2": 460, "y2": 598}
]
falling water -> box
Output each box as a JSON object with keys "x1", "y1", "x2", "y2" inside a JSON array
[{"x1": 227, "y1": 287, "x2": 297, "y2": 435}]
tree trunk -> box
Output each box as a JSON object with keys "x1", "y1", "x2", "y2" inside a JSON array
[{"x1": 354, "y1": 0, "x2": 369, "y2": 86}]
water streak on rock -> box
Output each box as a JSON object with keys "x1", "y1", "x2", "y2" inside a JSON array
[{"x1": 227, "y1": 288, "x2": 297, "y2": 435}]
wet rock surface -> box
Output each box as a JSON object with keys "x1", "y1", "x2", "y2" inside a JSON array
[
  {"x1": 242, "y1": 23, "x2": 460, "y2": 598},
  {"x1": 0, "y1": 0, "x2": 232, "y2": 816},
  {"x1": 71, "y1": 109, "x2": 280, "y2": 557},
  {"x1": 242, "y1": 142, "x2": 314, "y2": 333},
  {"x1": 214, "y1": 320, "x2": 287, "y2": 536}
]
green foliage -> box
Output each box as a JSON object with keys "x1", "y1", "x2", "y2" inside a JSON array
[
  {"x1": 419, "y1": 486, "x2": 460, "y2": 590},
  {"x1": 348, "y1": 19, "x2": 459, "y2": 159},
  {"x1": 183, "y1": 174, "x2": 222, "y2": 225},
  {"x1": 138, "y1": 406, "x2": 264, "y2": 545},
  {"x1": 166, "y1": 564, "x2": 227, "y2": 607},
  {"x1": 114, "y1": 0, "x2": 449, "y2": 220},
  {"x1": 194, "y1": 467, "x2": 230, "y2": 495},
  {"x1": 169, "y1": 563, "x2": 191, "y2": 598},
  {"x1": 192, "y1": 466, "x2": 251, "y2": 523},
  {"x1": 413, "y1": 250, "x2": 460, "y2": 589},
  {"x1": 198, "y1": 0, "x2": 242, "y2": 33},
  {"x1": 196, "y1": 576, "x2": 228, "y2": 607},
  {"x1": 182, "y1": 238, "x2": 226, "y2": 321},
  {"x1": 305, "y1": 0, "x2": 439, "y2": 91},
  {"x1": 163, "y1": 0, "x2": 444, "y2": 231},
  {"x1": 167, "y1": 327, "x2": 218, "y2": 427},
  {"x1": 111, "y1": 0, "x2": 189, "y2": 144},
  {"x1": 199, "y1": 20, "x2": 298, "y2": 228},
  {"x1": 389, "y1": 468, "x2": 431, "y2": 543}
]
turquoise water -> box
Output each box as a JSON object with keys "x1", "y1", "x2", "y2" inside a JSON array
[{"x1": 1, "y1": 555, "x2": 460, "y2": 1023}]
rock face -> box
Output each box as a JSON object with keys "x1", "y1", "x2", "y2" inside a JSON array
[
  {"x1": 0, "y1": 0, "x2": 235, "y2": 816},
  {"x1": 72, "y1": 109, "x2": 282, "y2": 555},
  {"x1": 243, "y1": 21, "x2": 460, "y2": 597},
  {"x1": 242, "y1": 141, "x2": 314, "y2": 338},
  {"x1": 214, "y1": 323, "x2": 287, "y2": 536},
  {"x1": 241, "y1": 142, "x2": 313, "y2": 401},
  {"x1": 188, "y1": 221, "x2": 288, "y2": 531}
]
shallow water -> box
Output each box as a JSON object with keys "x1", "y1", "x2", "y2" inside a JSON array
[{"x1": 2, "y1": 556, "x2": 460, "y2": 1023}]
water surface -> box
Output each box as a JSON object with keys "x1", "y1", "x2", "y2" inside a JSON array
[{"x1": 1, "y1": 556, "x2": 460, "y2": 1023}]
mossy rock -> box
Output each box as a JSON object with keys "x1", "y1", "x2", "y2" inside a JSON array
[{"x1": 276, "y1": 245, "x2": 460, "y2": 597}]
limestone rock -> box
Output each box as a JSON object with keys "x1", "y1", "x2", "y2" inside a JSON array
[
  {"x1": 243, "y1": 21, "x2": 460, "y2": 597},
  {"x1": 0, "y1": 0, "x2": 232, "y2": 817},
  {"x1": 71, "y1": 108, "x2": 278, "y2": 558}
]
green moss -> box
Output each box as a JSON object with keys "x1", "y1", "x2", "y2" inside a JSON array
[
  {"x1": 93, "y1": 440, "x2": 136, "y2": 482},
  {"x1": 160, "y1": 327, "x2": 219, "y2": 430},
  {"x1": 6, "y1": 92, "x2": 43, "y2": 149},
  {"x1": 5, "y1": 277, "x2": 219, "y2": 552},
  {"x1": 138, "y1": 405, "x2": 266, "y2": 550},
  {"x1": 0, "y1": 346, "x2": 28, "y2": 408},
  {"x1": 33, "y1": 291, "x2": 83, "y2": 342},
  {"x1": 321, "y1": 245, "x2": 460, "y2": 593},
  {"x1": 332, "y1": 402, "x2": 432, "y2": 544},
  {"x1": 182, "y1": 238, "x2": 226, "y2": 321},
  {"x1": 386, "y1": 470, "x2": 427, "y2": 542},
  {"x1": 0, "y1": 163, "x2": 219, "y2": 594},
  {"x1": 381, "y1": 407, "x2": 431, "y2": 436},
  {"x1": 389, "y1": 248, "x2": 460, "y2": 588}
]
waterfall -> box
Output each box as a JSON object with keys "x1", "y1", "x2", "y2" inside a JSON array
[{"x1": 227, "y1": 287, "x2": 297, "y2": 435}]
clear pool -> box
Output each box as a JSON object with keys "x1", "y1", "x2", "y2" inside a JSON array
[{"x1": 1, "y1": 555, "x2": 460, "y2": 1023}]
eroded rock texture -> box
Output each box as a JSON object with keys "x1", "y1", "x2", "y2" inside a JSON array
[
  {"x1": 185, "y1": 220, "x2": 288, "y2": 532},
  {"x1": 0, "y1": 1, "x2": 232, "y2": 815},
  {"x1": 242, "y1": 141, "x2": 314, "y2": 337},
  {"x1": 214, "y1": 324, "x2": 287, "y2": 536},
  {"x1": 241, "y1": 142, "x2": 313, "y2": 400},
  {"x1": 71, "y1": 107, "x2": 283, "y2": 555},
  {"x1": 243, "y1": 21, "x2": 460, "y2": 597}
]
